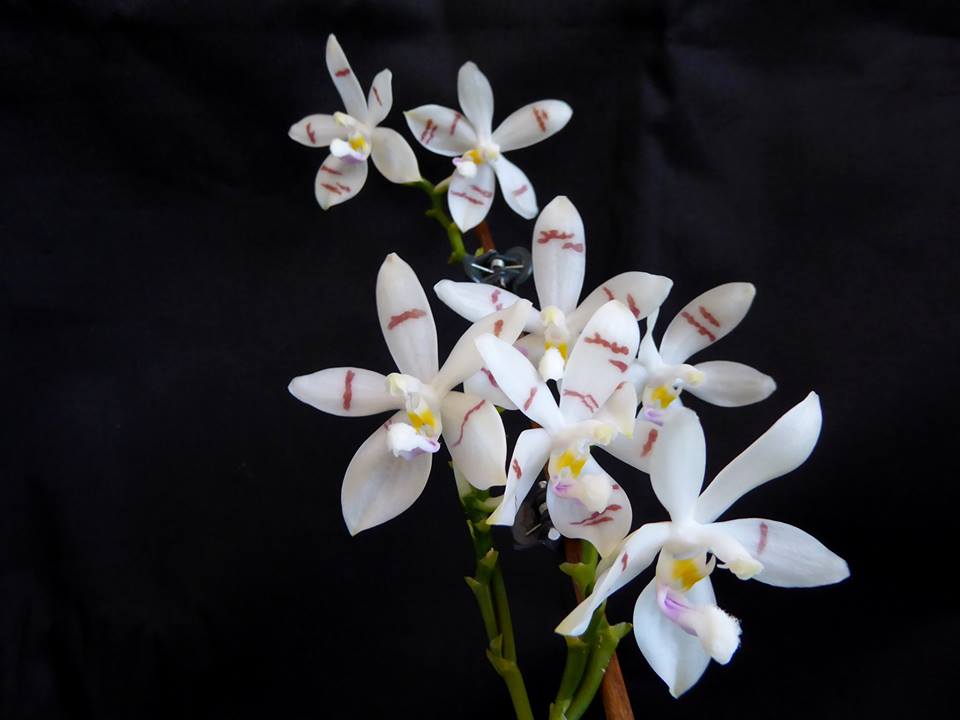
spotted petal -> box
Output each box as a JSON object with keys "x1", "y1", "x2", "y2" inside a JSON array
[
  {"x1": 288, "y1": 367, "x2": 400, "y2": 417},
  {"x1": 488, "y1": 427, "x2": 552, "y2": 526},
  {"x1": 314, "y1": 154, "x2": 368, "y2": 210},
  {"x1": 366, "y1": 69, "x2": 393, "y2": 127},
  {"x1": 686, "y1": 361, "x2": 776, "y2": 408},
  {"x1": 325, "y1": 34, "x2": 367, "y2": 122},
  {"x1": 547, "y1": 459, "x2": 632, "y2": 558},
  {"x1": 491, "y1": 156, "x2": 537, "y2": 219},
  {"x1": 603, "y1": 415, "x2": 661, "y2": 474},
  {"x1": 633, "y1": 576, "x2": 714, "y2": 698},
  {"x1": 376, "y1": 253, "x2": 438, "y2": 382},
  {"x1": 659, "y1": 283, "x2": 756, "y2": 365},
  {"x1": 695, "y1": 392, "x2": 822, "y2": 523},
  {"x1": 560, "y1": 300, "x2": 640, "y2": 424},
  {"x1": 448, "y1": 163, "x2": 496, "y2": 232},
  {"x1": 556, "y1": 522, "x2": 671, "y2": 636},
  {"x1": 568, "y1": 272, "x2": 673, "y2": 334},
  {"x1": 492, "y1": 100, "x2": 573, "y2": 152},
  {"x1": 650, "y1": 407, "x2": 706, "y2": 522},
  {"x1": 463, "y1": 367, "x2": 516, "y2": 410},
  {"x1": 441, "y1": 392, "x2": 507, "y2": 491},
  {"x1": 289, "y1": 114, "x2": 345, "y2": 148},
  {"x1": 341, "y1": 413, "x2": 432, "y2": 535},
  {"x1": 457, "y1": 61, "x2": 494, "y2": 138},
  {"x1": 404, "y1": 105, "x2": 477, "y2": 157},
  {"x1": 474, "y1": 334, "x2": 565, "y2": 432},
  {"x1": 433, "y1": 279, "x2": 536, "y2": 328},
  {"x1": 370, "y1": 127, "x2": 421, "y2": 183},
  {"x1": 532, "y1": 196, "x2": 586, "y2": 315}
]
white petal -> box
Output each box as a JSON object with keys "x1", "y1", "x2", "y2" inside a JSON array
[
  {"x1": 341, "y1": 413, "x2": 433, "y2": 535},
  {"x1": 431, "y1": 300, "x2": 532, "y2": 396},
  {"x1": 650, "y1": 407, "x2": 705, "y2": 522},
  {"x1": 289, "y1": 114, "x2": 345, "y2": 148},
  {"x1": 366, "y1": 69, "x2": 393, "y2": 127},
  {"x1": 659, "y1": 283, "x2": 756, "y2": 365},
  {"x1": 463, "y1": 367, "x2": 517, "y2": 410},
  {"x1": 448, "y1": 163, "x2": 496, "y2": 231},
  {"x1": 555, "y1": 522, "x2": 671, "y2": 636},
  {"x1": 492, "y1": 100, "x2": 573, "y2": 152},
  {"x1": 568, "y1": 272, "x2": 673, "y2": 334},
  {"x1": 602, "y1": 415, "x2": 661, "y2": 473},
  {"x1": 288, "y1": 367, "x2": 401, "y2": 417},
  {"x1": 404, "y1": 105, "x2": 478, "y2": 156},
  {"x1": 633, "y1": 577, "x2": 713, "y2": 698},
  {"x1": 560, "y1": 301, "x2": 640, "y2": 424},
  {"x1": 488, "y1": 427, "x2": 552, "y2": 526},
  {"x1": 441, "y1": 392, "x2": 507, "y2": 491},
  {"x1": 593, "y1": 382, "x2": 638, "y2": 438},
  {"x1": 314, "y1": 154, "x2": 368, "y2": 209},
  {"x1": 376, "y1": 253, "x2": 438, "y2": 381},
  {"x1": 686, "y1": 361, "x2": 776, "y2": 407},
  {"x1": 325, "y1": 34, "x2": 367, "y2": 122},
  {"x1": 474, "y1": 334, "x2": 565, "y2": 432},
  {"x1": 366, "y1": 127, "x2": 419, "y2": 184},
  {"x1": 457, "y1": 61, "x2": 494, "y2": 138},
  {"x1": 491, "y1": 156, "x2": 537, "y2": 219},
  {"x1": 433, "y1": 279, "x2": 536, "y2": 328},
  {"x1": 695, "y1": 392, "x2": 822, "y2": 523},
  {"x1": 532, "y1": 196, "x2": 586, "y2": 314},
  {"x1": 710, "y1": 518, "x2": 849, "y2": 587},
  {"x1": 548, "y1": 459, "x2": 632, "y2": 557}
]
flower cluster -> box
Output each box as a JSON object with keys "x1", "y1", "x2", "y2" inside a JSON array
[{"x1": 288, "y1": 35, "x2": 848, "y2": 702}]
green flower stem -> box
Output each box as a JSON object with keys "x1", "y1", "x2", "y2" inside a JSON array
[
  {"x1": 457, "y1": 472, "x2": 533, "y2": 720},
  {"x1": 565, "y1": 612, "x2": 632, "y2": 720},
  {"x1": 548, "y1": 608, "x2": 602, "y2": 720},
  {"x1": 405, "y1": 178, "x2": 467, "y2": 263}
]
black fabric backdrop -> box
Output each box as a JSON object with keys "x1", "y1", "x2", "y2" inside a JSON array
[{"x1": 2, "y1": 1, "x2": 958, "y2": 718}]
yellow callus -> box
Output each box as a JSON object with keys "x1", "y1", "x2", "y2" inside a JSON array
[
  {"x1": 650, "y1": 385, "x2": 677, "y2": 408},
  {"x1": 555, "y1": 449, "x2": 587, "y2": 477},
  {"x1": 672, "y1": 557, "x2": 709, "y2": 591},
  {"x1": 544, "y1": 341, "x2": 569, "y2": 361},
  {"x1": 349, "y1": 134, "x2": 369, "y2": 153},
  {"x1": 407, "y1": 406, "x2": 438, "y2": 434}
]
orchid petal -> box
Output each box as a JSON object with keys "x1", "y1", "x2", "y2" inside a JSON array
[
  {"x1": 686, "y1": 361, "x2": 776, "y2": 408},
  {"x1": 370, "y1": 127, "x2": 421, "y2": 183},
  {"x1": 431, "y1": 301, "x2": 532, "y2": 396},
  {"x1": 555, "y1": 522, "x2": 671, "y2": 636},
  {"x1": 568, "y1": 272, "x2": 673, "y2": 334},
  {"x1": 492, "y1": 100, "x2": 573, "y2": 152},
  {"x1": 633, "y1": 576, "x2": 714, "y2": 698},
  {"x1": 441, "y1": 392, "x2": 507, "y2": 491},
  {"x1": 341, "y1": 413, "x2": 432, "y2": 535},
  {"x1": 560, "y1": 301, "x2": 640, "y2": 424},
  {"x1": 433, "y1": 279, "x2": 537, "y2": 329},
  {"x1": 593, "y1": 382, "x2": 638, "y2": 438},
  {"x1": 474, "y1": 334, "x2": 565, "y2": 432},
  {"x1": 366, "y1": 69, "x2": 393, "y2": 127},
  {"x1": 548, "y1": 458, "x2": 632, "y2": 557},
  {"x1": 463, "y1": 367, "x2": 517, "y2": 410},
  {"x1": 376, "y1": 253, "x2": 438, "y2": 381},
  {"x1": 491, "y1": 156, "x2": 537, "y2": 219},
  {"x1": 448, "y1": 163, "x2": 495, "y2": 232},
  {"x1": 488, "y1": 427, "x2": 552, "y2": 526},
  {"x1": 603, "y1": 415, "x2": 661, "y2": 473},
  {"x1": 287, "y1": 367, "x2": 401, "y2": 417},
  {"x1": 289, "y1": 114, "x2": 345, "y2": 148},
  {"x1": 404, "y1": 105, "x2": 477, "y2": 156},
  {"x1": 659, "y1": 283, "x2": 756, "y2": 365},
  {"x1": 457, "y1": 61, "x2": 494, "y2": 138},
  {"x1": 532, "y1": 196, "x2": 586, "y2": 314},
  {"x1": 695, "y1": 392, "x2": 822, "y2": 523},
  {"x1": 325, "y1": 34, "x2": 367, "y2": 122},
  {"x1": 650, "y1": 407, "x2": 705, "y2": 522},
  {"x1": 709, "y1": 518, "x2": 849, "y2": 587},
  {"x1": 314, "y1": 154, "x2": 368, "y2": 210}
]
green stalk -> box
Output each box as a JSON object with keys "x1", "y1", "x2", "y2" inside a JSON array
[
  {"x1": 406, "y1": 178, "x2": 467, "y2": 263},
  {"x1": 565, "y1": 613, "x2": 632, "y2": 720}
]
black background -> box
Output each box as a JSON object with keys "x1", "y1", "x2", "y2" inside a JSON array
[{"x1": 3, "y1": 1, "x2": 959, "y2": 718}]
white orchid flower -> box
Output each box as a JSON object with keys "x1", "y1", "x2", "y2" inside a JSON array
[
  {"x1": 405, "y1": 63, "x2": 572, "y2": 231},
  {"x1": 556, "y1": 394, "x2": 849, "y2": 697},
  {"x1": 288, "y1": 253, "x2": 531, "y2": 535},
  {"x1": 604, "y1": 283, "x2": 777, "y2": 473},
  {"x1": 475, "y1": 300, "x2": 643, "y2": 557},
  {"x1": 288, "y1": 35, "x2": 421, "y2": 210},
  {"x1": 435, "y1": 196, "x2": 672, "y2": 399}
]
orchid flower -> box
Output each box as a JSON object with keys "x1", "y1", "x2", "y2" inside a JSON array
[
  {"x1": 436, "y1": 196, "x2": 672, "y2": 401},
  {"x1": 475, "y1": 300, "x2": 643, "y2": 556},
  {"x1": 289, "y1": 35, "x2": 421, "y2": 210},
  {"x1": 288, "y1": 253, "x2": 531, "y2": 535},
  {"x1": 405, "y1": 63, "x2": 572, "y2": 231},
  {"x1": 556, "y1": 394, "x2": 849, "y2": 697}
]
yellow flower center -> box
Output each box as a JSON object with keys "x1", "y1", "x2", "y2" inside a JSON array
[
  {"x1": 407, "y1": 406, "x2": 438, "y2": 434},
  {"x1": 349, "y1": 134, "x2": 370, "y2": 153},
  {"x1": 554, "y1": 448, "x2": 587, "y2": 478},
  {"x1": 672, "y1": 557, "x2": 710, "y2": 591},
  {"x1": 544, "y1": 341, "x2": 569, "y2": 360},
  {"x1": 650, "y1": 385, "x2": 677, "y2": 408}
]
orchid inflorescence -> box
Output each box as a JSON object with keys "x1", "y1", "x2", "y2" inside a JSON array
[{"x1": 287, "y1": 34, "x2": 848, "y2": 716}]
